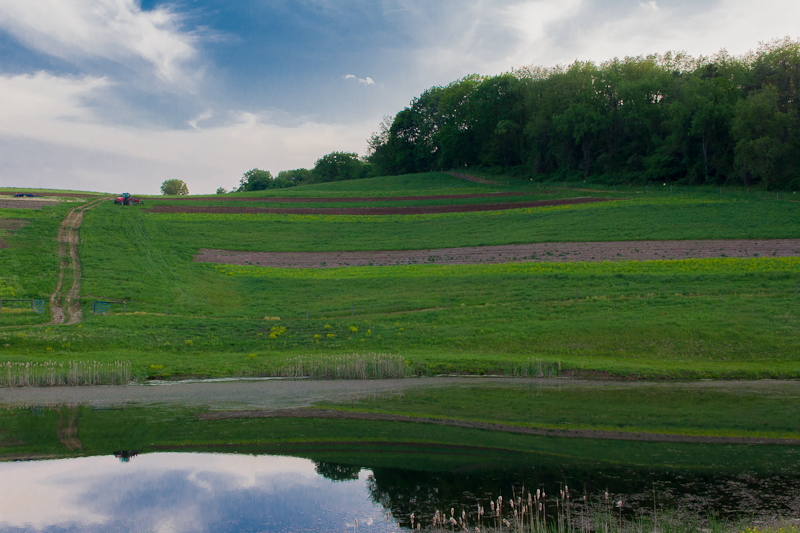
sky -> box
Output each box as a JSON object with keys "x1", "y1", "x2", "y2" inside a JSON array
[{"x1": 0, "y1": 0, "x2": 797, "y2": 195}]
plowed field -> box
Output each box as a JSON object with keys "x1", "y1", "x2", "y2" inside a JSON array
[
  {"x1": 195, "y1": 239, "x2": 800, "y2": 268},
  {"x1": 146, "y1": 192, "x2": 545, "y2": 202},
  {"x1": 149, "y1": 197, "x2": 612, "y2": 215}
]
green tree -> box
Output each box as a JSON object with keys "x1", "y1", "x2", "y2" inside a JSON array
[
  {"x1": 313, "y1": 152, "x2": 369, "y2": 182},
  {"x1": 237, "y1": 169, "x2": 273, "y2": 192},
  {"x1": 733, "y1": 86, "x2": 790, "y2": 187},
  {"x1": 160, "y1": 179, "x2": 189, "y2": 195},
  {"x1": 276, "y1": 168, "x2": 313, "y2": 185},
  {"x1": 216, "y1": 187, "x2": 227, "y2": 194}
]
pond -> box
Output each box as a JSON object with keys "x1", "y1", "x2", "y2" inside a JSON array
[{"x1": 0, "y1": 403, "x2": 798, "y2": 532}]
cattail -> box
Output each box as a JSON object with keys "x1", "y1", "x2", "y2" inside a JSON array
[{"x1": 503, "y1": 518, "x2": 511, "y2": 527}]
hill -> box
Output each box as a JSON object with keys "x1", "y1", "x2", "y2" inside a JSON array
[{"x1": 1, "y1": 173, "x2": 799, "y2": 382}]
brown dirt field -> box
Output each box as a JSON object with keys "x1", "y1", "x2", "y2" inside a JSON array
[
  {"x1": 149, "y1": 197, "x2": 612, "y2": 215},
  {"x1": 148, "y1": 192, "x2": 545, "y2": 202},
  {"x1": 0, "y1": 192, "x2": 102, "y2": 198},
  {"x1": 198, "y1": 407, "x2": 800, "y2": 446},
  {"x1": 195, "y1": 238, "x2": 800, "y2": 268},
  {"x1": 0, "y1": 199, "x2": 59, "y2": 209}
]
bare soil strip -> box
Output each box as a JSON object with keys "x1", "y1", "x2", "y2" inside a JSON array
[
  {"x1": 148, "y1": 192, "x2": 545, "y2": 202},
  {"x1": 0, "y1": 199, "x2": 59, "y2": 209},
  {"x1": 198, "y1": 407, "x2": 800, "y2": 446},
  {"x1": 0, "y1": 192, "x2": 105, "y2": 198},
  {"x1": 149, "y1": 197, "x2": 612, "y2": 216},
  {"x1": 195, "y1": 238, "x2": 800, "y2": 268},
  {"x1": 50, "y1": 197, "x2": 109, "y2": 325}
]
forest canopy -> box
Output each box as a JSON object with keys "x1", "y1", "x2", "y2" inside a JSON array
[{"x1": 367, "y1": 38, "x2": 800, "y2": 189}]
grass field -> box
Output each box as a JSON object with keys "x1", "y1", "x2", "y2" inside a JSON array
[{"x1": 0, "y1": 173, "x2": 798, "y2": 380}]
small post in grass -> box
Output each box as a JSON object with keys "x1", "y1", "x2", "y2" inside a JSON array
[
  {"x1": 306, "y1": 308, "x2": 309, "y2": 320},
  {"x1": 664, "y1": 285, "x2": 666, "y2": 296},
  {"x1": 351, "y1": 303, "x2": 354, "y2": 316},
  {"x1": 122, "y1": 301, "x2": 126, "y2": 314}
]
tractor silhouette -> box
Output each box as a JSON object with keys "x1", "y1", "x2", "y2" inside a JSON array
[{"x1": 114, "y1": 193, "x2": 142, "y2": 205}]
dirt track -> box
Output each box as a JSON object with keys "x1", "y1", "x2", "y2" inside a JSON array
[
  {"x1": 50, "y1": 197, "x2": 108, "y2": 325},
  {"x1": 148, "y1": 197, "x2": 612, "y2": 215},
  {"x1": 195, "y1": 238, "x2": 800, "y2": 268}
]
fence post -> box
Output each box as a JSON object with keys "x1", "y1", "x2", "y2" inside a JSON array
[
  {"x1": 122, "y1": 301, "x2": 126, "y2": 314},
  {"x1": 0, "y1": 300, "x2": 2, "y2": 311}
]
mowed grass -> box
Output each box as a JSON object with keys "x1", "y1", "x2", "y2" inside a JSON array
[{"x1": 0, "y1": 175, "x2": 799, "y2": 379}]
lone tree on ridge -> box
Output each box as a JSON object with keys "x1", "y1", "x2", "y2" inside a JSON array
[{"x1": 161, "y1": 179, "x2": 189, "y2": 195}]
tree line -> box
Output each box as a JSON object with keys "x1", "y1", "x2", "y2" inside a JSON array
[
  {"x1": 224, "y1": 151, "x2": 372, "y2": 193},
  {"x1": 366, "y1": 38, "x2": 800, "y2": 189}
]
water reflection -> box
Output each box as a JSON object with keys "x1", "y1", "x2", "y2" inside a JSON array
[
  {"x1": 1, "y1": 405, "x2": 798, "y2": 531},
  {"x1": 0, "y1": 453, "x2": 398, "y2": 532}
]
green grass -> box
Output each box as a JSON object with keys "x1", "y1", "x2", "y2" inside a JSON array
[
  {"x1": 1, "y1": 175, "x2": 799, "y2": 379},
  {"x1": 318, "y1": 382, "x2": 800, "y2": 440},
  {"x1": 1, "y1": 403, "x2": 798, "y2": 473}
]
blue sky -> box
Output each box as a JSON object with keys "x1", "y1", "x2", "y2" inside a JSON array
[{"x1": 0, "y1": 0, "x2": 797, "y2": 194}]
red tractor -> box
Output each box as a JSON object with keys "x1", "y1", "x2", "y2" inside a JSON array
[{"x1": 114, "y1": 193, "x2": 143, "y2": 205}]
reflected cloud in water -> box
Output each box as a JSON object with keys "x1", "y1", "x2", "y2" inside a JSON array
[{"x1": 0, "y1": 453, "x2": 397, "y2": 532}]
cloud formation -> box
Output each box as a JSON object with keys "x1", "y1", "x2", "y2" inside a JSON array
[{"x1": 0, "y1": 0, "x2": 199, "y2": 86}]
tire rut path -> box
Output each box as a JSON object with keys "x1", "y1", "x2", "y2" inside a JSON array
[{"x1": 50, "y1": 197, "x2": 109, "y2": 325}]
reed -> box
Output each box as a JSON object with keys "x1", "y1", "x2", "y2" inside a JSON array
[
  {"x1": 413, "y1": 485, "x2": 798, "y2": 532},
  {"x1": 281, "y1": 353, "x2": 411, "y2": 379},
  {"x1": 1, "y1": 360, "x2": 131, "y2": 387}
]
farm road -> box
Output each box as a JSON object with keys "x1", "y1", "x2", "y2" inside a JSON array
[
  {"x1": 50, "y1": 197, "x2": 109, "y2": 325},
  {"x1": 195, "y1": 238, "x2": 800, "y2": 268}
]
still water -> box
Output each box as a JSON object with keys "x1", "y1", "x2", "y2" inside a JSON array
[
  {"x1": 0, "y1": 404, "x2": 798, "y2": 532},
  {"x1": 1, "y1": 453, "x2": 394, "y2": 532},
  {"x1": 2, "y1": 448, "x2": 799, "y2": 532}
]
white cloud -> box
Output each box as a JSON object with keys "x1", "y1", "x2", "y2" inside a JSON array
[
  {"x1": 188, "y1": 110, "x2": 214, "y2": 129},
  {"x1": 0, "y1": 72, "x2": 376, "y2": 195},
  {"x1": 507, "y1": 0, "x2": 800, "y2": 67},
  {"x1": 344, "y1": 74, "x2": 376, "y2": 85},
  {"x1": 0, "y1": 0, "x2": 199, "y2": 86}
]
